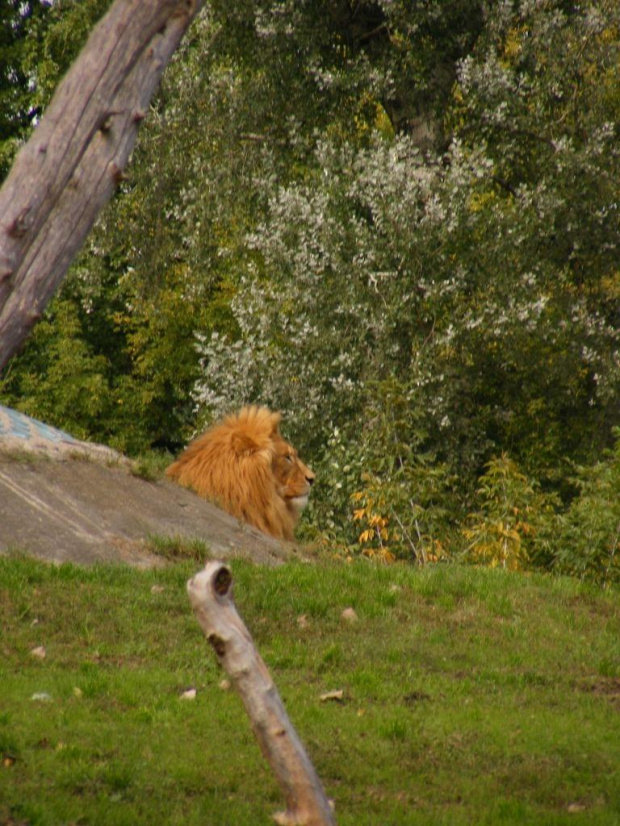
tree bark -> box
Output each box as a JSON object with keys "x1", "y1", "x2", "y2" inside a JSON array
[
  {"x1": 0, "y1": 0, "x2": 205, "y2": 371},
  {"x1": 187, "y1": 562, "x2": 337, "y2": 826}
]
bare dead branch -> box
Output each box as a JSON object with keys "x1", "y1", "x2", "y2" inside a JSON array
[{"x1": 187, "y1": 562, "x2": 336, "y2": 826}]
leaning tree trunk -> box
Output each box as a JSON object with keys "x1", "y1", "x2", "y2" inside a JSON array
[{"x1": 0, "y1": 0, "x2": 205, "y2": 371}]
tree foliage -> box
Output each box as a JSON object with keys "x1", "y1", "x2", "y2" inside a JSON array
[
  {"x1": 0, "y1": 0, "x2": 52, "y2": 178},
  {"x1": 1, "y1": 0, "x2": 619, "y2": 582}
]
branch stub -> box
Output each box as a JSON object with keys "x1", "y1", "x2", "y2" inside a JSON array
[{"x1": 208, "y1": 633, "x2": 226, "y2": 658}]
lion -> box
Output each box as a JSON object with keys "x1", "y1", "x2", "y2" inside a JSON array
[{"x1": 166, "y1": 406, "x2": 315, "y2": 541}]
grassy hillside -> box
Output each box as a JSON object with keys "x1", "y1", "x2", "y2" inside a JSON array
[{"x1": 1, "y1": 553, "x2": 619, "y2": 825}]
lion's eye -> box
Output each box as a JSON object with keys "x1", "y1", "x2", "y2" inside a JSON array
[{"x1": 285, "y1": 455, "x2": 294, "y2": 464}]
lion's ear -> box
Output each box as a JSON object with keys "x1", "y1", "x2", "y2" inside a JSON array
[
  {"x1": 269, "y1": 411, "x2": 282, "y2": 435},
  {"x1": 231, "y1": 431, "x2": 261, "y2": 455}
]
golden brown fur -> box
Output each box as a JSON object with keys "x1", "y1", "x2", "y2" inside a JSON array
[{"x1": 166, "y1": 406, "x2": 315, "y2": 540}]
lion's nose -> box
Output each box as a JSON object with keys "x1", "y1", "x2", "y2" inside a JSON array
[{"x1": 306, "y1": 473, "x2": 315, "y2": 486}]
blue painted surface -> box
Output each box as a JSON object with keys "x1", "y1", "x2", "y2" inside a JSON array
[{"x1": 0, "y1": 404, "x2": 77, "y2": 444}]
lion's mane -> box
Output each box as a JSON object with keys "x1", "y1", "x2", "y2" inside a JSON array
[{"x1": 166, "y1": 406, "x2": 314, "y2": 540}]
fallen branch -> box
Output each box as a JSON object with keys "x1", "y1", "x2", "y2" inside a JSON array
[{"x1": 187, "y1": 561, "x2": 336, "y2": 826}]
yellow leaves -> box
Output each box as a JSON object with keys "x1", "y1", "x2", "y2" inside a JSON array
[
  {"x1": 425, "y1": 540, "x2": 446, "y2": 565},
  {"x1": 468, "y1": 190, "x2": 496, "y2": 214},
  {"x1": 452, "y1": 85, "x2": 464, "y2": 106},
  {"x1": 463, "y1": 454, "x2": 542, "y2": 571},
  {"x1": 371, "y1": 547, "x2": 396, "y2": 564},
  {"x1": 600, "y1": 271, "x2": 620, "y2": 301},
  {"x1": 463, "y1": 516, "x2": 526, "y2": 571},
  {"x1": 502, "y1": 26, "x2": 525, "y2": 62},
  {"x1": 374, "y1": 103, "x2": 395, "y2": 141},
  {"x1": 351, "y1": 488, "x2": 395, "y2": 562},
  {"x1": 369, "y1": 514, "x2": 388, "y2": 531},
  {"x1": 350, "y1": 472, "x2": 448, "y2": 565},
  {"x1": 352, "y1": 92, "x2": 395, "y2": 141},
  {"x1": 356, "y1": 518, "x2": 389, "y2": 548}
]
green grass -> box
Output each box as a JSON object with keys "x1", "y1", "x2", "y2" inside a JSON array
[
  {"x1": 145, "y1": 534, "x2": 211, "y2": 563},
  {"x1": 129, "y1": 452, "x2": 172, "y2": 482},
  {"x1": 1, "y1": 555, "x2": 619, "y2": 825}
]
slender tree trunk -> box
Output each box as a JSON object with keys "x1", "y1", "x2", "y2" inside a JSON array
[
  {"x1": 0, "y1": 0, "x2": 204, "y2": 371},
  {"x1": 187, "y1": 562, "x2": 337, "y2": 826}
]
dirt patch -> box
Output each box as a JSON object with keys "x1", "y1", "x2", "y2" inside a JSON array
[
  {"x1": 0, "y1": 406, "x2": 300, "y2": 568},
  {"x1": 577, "y1": 677, "x2": 620, "y2": 704}
]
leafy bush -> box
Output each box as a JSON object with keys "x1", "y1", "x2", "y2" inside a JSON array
[
  {"x1": 0, "y1": 299, "x2": 111, "y2": 441},
  {"x1": 462, "y1": 455, "x2": 555, "y2": 572},
  {"x1": 552, "y1": 431, "x2": 620, "y2": 587}
]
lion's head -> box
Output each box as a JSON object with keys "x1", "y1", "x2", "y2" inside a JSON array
[{"x1": 165, "y1": 406, "x2": 315, "y2": 541}]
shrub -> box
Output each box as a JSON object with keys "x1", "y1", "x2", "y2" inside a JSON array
[
  {"x1": 463, "y1": 455, "x2": 554, "y2": 572},
  {"x1": 552, "y1": 431, "x2": 620, "y2": 587}
]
